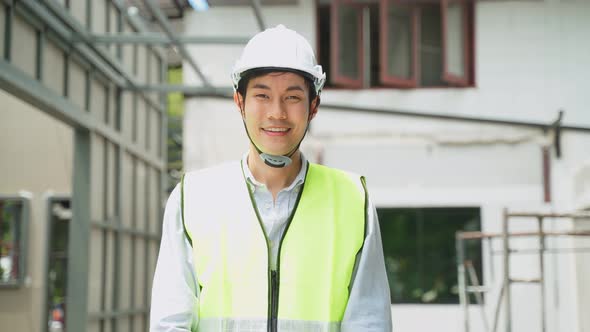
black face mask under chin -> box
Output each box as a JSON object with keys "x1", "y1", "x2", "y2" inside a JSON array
[{"x1": 240, "y1": 108, "x2": 310, "y2": 168}]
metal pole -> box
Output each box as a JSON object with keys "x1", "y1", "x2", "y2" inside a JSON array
[
  {"x1": 466, "y1": 261, "x2": 490, "y2": 332},
  {"x1": 502, "y1": 208, "x2": 512, "y2": 332},
  {"x1": 318, "y1": 104, "x2": 590, "y2": 134},
  {"x1": 141, "y1": 0, "x2": 211, "y2": 87},
  {"x1": 250, "y1": 0, "x2": 266, "y2": 31},
  {"x1": 66, "y1": 129, "x2": 91, "y2": 332},
  {"x1": 538, "y1": 216, "x2": 547, "y2": 332},
  {"x1": 457, "y1": 233, "x2": 469, "y2": 332},
  {"x1": 487, "y1": 237, "x2": 495, "y2": 283},
  {"x1": 90, "y1": 33, "x2": 251, "y2": 45},
  {"x1": 491, "y1": 281, "x2": 505, "y2": 332}
]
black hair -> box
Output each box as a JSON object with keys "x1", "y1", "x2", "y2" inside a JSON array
[{"x1": 236, "y1": 68, "x2": 320, "y2": 110}]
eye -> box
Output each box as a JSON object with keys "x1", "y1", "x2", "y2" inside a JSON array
[
  {"x1": 286, "y1": 95, "x2": 301, "y2": 101},
  {"x1": 255, "y1": 94, "x2": 269, "y2": 99}
]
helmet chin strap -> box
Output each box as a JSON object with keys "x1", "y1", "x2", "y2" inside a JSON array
[{"x1": 241, "y1": 108, "x2": 311, "y2": 168}]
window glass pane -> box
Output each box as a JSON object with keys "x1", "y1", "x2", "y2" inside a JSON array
[
  {"x1": 386, "y1": 4, "x2": 412, "y2": 79},
  {"x1": 47, "y1": 199, "x2": 70, "y2": 331},
  {"x1": 337, "y1": 5, "x2": 360, "y2": 79},
  {"x1": 445, "y1": 2, "x2": 465, "y2": 77},
  {"x1": 420, "y1": 6, "x2": 444, "y2": 86},
  {"x1": 0, "y1": 200, "x2": 23, "y2": 284},
  {"x1": 378, "y1": 207, "x2": 481, "y2": 304},
  {"x1": 318, "y1": 6, "x2": 332, "y2": 87}
]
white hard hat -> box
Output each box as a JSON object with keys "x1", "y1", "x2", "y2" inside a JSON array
[{"x1": 231, "y1": 24, "x2": 326, "y2": 95}]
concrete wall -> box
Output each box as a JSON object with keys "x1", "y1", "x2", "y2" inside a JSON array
[
  {"x1": 0, "y1": 89, "x2": 72, "y2": 332},
  {"x1": 182, "y1": 0, "x2": 590, "y2": 331}
]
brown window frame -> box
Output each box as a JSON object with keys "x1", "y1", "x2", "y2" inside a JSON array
[
  {"x1": 324, "y1": 0, "x2": 475, "y2": 89},
  {"x1": 379, "y1": 0, "x2": 420, "y2": 88},
  {"x1": 330, "y1": 0, "x2": 365, "y2": 88}
]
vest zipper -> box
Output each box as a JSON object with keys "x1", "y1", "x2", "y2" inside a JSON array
[
  {"x1": 271, "y1": 177, "x2": 307, "y2": 332},
  {"x1": 270, "y1": 270, "x2": 279, "y2": 332},
  {"x1": 242, "y1": 161, "x2": 309, "y2": 332},
  {"x1": 269, "y1": 175, "x2": 308, "y2": 332}
]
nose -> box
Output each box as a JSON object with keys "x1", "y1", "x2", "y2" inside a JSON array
[{"x1": 267, "y1": 100, "x2": 287, "y2": 120}]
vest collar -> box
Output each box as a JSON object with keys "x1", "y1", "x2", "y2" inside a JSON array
[{"x1": 241, "y1": 152, "x2": 308, "y2": 193}]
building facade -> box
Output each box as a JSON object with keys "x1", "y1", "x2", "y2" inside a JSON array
[{"x1": 0, "y1": 1, "x2": 167, "y2": 331}]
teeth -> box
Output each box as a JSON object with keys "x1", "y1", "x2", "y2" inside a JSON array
[{"x1": 265, "y1": 128, "x2": 289, "y2": 132}]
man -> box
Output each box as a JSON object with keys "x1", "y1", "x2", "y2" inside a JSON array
[{"x1": 150, "y1": 25, "x2": 392, "y2": 332}]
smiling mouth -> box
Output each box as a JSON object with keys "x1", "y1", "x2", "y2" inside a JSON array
[{"x1": 262, "y1": 127, "x2": 291, "y2": 135}]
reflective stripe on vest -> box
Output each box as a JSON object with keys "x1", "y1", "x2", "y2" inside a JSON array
[{"x1": 182, "y1": 161, "x2": 366, "y2": 332}]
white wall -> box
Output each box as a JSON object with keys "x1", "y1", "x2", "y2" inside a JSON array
[
  {"x1": 320, "y1": 1, "x2": 590, "y2": 126},
  {"x1": 182, "y1": 1, "x2": 590, "y2": 331}
]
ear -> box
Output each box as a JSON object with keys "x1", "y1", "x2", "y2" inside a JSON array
[
  {"x1": 233, "y1": 92, "x2": 245, "y2": 117},
  {"x1": 308, "y1": 96, "x2": 320, "y2": 121}
]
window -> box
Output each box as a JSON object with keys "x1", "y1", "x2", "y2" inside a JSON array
[
  {"x1": 318, "y1": 0, "x2": 474, "y2": 89},
  {"x1": 0, "y1": 197, "x2": 28, "y2": 287},
  {"x1": 45, "y1": 197, "x2": 70, "y2": 332},
  {"x1": 378, "y1": 207, "x2": 481, "y2": 304}
]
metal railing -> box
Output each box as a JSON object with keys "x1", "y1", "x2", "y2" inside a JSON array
[{"x1": 456, "y1": 210, "x2": 590, "y2": 332}]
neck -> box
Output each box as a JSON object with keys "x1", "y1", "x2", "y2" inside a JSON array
[{"x1": 247, "y1": 147, "x2": 302, "y2": 200}]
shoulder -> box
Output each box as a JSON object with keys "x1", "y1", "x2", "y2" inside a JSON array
[
  {"x1": 164, "y1": 182, "x2": 182, "y2": 210},
  {"x1": 309, "y1": 163, "x2": 360, "y2": 178},
  {"x1": 308, "y1": 163, "x2": 367, "y2": 194}
]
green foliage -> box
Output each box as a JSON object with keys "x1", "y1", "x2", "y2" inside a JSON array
[
  {"x1": 167, "y1": 68, "x2": 184, "y2": 118},
  {"x1": 0, "y1": 201, "x2": 21, "y2": 282},
  {"x1": 0, "y1": 202, "x2": 17, "y2": 255},
  {"x1": 167, "y1": 67, "x2": 184, "y2": 187}
]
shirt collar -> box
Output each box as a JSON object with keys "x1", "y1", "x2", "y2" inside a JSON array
[{"x1": 241, "y1": 152, "x2": 308, "y2": 193}]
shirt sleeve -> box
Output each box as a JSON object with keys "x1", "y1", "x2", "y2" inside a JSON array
[
  {"x1": 341, "y1": 191, "x2": 393, "y2": 332},
  {"x1": 150, "y1": 183, "x2": 199, "y2": 332}
]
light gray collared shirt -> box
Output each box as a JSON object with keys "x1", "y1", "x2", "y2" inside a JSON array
[
  {"x1": 241, "y1": 152, "x2": 307, "y2": 270},
  {"x1": 150, "y1": 153, "x2": 393, "y2": 331}
]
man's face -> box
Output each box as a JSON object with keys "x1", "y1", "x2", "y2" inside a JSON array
[{"x1": 234, "y1": 72, "x2": 318, "y2": 157}]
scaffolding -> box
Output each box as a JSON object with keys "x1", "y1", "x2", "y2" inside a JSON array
[{"x1": 456, "y1": 209, "x2": 590, "y2": 332}]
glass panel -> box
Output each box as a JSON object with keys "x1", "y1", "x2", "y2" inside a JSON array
[
  {"x1": 420, "y1": 6, "x2": 444, "y2": 86},
  {"x1": 121, "y1": 91, "x2": 133, "y2": 141},
  {"x1": 43, "y1": 40, "x2": 65, "y2": 95},
  {"x1": 386, "y1": 4, "x2": 412, "y2": 79},
  {"x1": 69, "y1": 60, "x2": 86, "y2": 110},
  {"x1": 137, "y1": 46, "x2": 147, "y2": 84},
  {"x1": 91, "y1": 0, "x2": 107, "y2": 34},
  {"x1": 104, "y1": 231, "x2": 115, "y2": 313},
  {"x1": 108, "y1": 7, "x2": 119, "y2": 57},
  {"x1": 119, "y1": 234, "x2": 132, "y2": 311},
  {"x1": 90, "y1": 79, "x2": 107, "y2": 123},
  {"x1": 88, "y1": 229, "x2": 103, "y2": 313},
  {"x1": 0, "y1": 199, "x2": 22, "y2": 284},
  {"x1": 69, "y1": 0, "x2": 86, "y2": 26},
  {"x1": 337, "y1": 5, "x2": 360, "y2": 80},
  {"x1": 445, "y1": 2, "x2": 465, "y2": 77},
  {"x1": 12, "y1": 14, "x2": 36, "y2": 78},
  {"x1": 378, "y1": 207, "x2": 481, "y2": 304},
  {"x1": 133, "y1": 240, "x2": 145, "y2": 307}
]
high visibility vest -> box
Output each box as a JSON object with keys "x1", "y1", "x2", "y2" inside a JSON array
[{"x1": 181, "y1": 161, "x2": 366, "y2": 332}]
